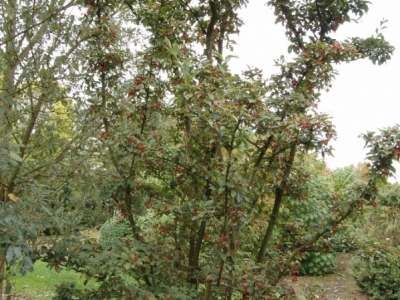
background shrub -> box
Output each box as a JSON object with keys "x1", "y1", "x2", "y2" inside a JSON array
[
  {"x1": 98, "y1": 216, "x2": 131, "y2": 249},
  {"x1": 299, "y1": 252, "x2": 336, "y2": 276},
  {"x1": 352, "y1": 244, "x2": 400, "y2": 300}
]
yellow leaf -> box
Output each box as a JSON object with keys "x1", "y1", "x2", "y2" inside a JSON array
[{"x1": 8, "y1": 193, "x2": 18, "y2": 202}]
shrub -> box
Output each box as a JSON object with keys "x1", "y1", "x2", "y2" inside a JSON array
[
  {"x1": 299, "y1": 251, "x2": 336, "y2": 276},
  {"x1": 98, "y1": 216, "x2": 132, "y2": 249},
  {"x1": 352, "y1": 244, "x2": 400, "y2": 299},
  {"x1": 53, "y1": 282, "x2": 82, "y2": 300}
]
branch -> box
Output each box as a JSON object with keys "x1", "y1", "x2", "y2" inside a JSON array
[
  {"x1": 0, "y1": 1, "x2": 76, "y2": 48},
  {"x1": 280, "y1": 4, "x2": 304, "y2": 50},
  {"x1": 204, "y1": 0, "x2": 219, "y2": 59},
  {"x1": 8, "y1": 92, "x2": 45, "y2": 190},
  {"x1": 179, "y1": 0, "x2": 207, "y2": 35},
  {"x1": 247, "y1": 136, "x2": 274, "y2": 187}
]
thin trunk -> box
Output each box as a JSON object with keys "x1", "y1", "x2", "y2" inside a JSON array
[
  {"x1": 247, "y1": 136, "x2": 273, "y2": 187},
  {"x1": 188, "y1": 220, "x2": 207, "y2": 285},
  {"x1": 0, "y1": 0, "x2": 17, "y2": 204},
  {"x1": 188, "y1": 0, "x2": 217, "y2": 279},
  {"x1": 0, "y1": 2, "x2": 17, "y2": 294},
  {"x1": 8, "y1": 94, "x2": 45, "y2": 193},
  {"x1": 256, "y1": 144, "x2": 297, "y2": 263},
  {"x1": 202, "y1": 281, "x2": 212, "y2": 300},
  {"x1": 204, "y1": 0, "x2": 218, "y2": 60},
  {"x1": 0, "y1": 252, "x2": 4, "y2": 300},
  {"x1": 188, "y1": 144, "x2": 216, "y2": 285}
]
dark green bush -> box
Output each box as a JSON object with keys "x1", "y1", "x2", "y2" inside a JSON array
[
  {"x1": 299, "y1": 251, "x2": 336, "y2": 275},
  {"x1": 53, "y1": 282, "x2": 82, "y2": 300},
  {"x1": 352, "y1": 244, "x2": 400, "y2": 299},
  {"x1": 98, "y1": 216, "x2": 131, "y2": 249}
]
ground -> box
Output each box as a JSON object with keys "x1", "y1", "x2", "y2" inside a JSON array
[
  {"x1": 292, "y1": 252, "x2": 370, "y2": 300},
  {"x1": 2, "y1": 253, "x2": 370, "y2": 300}
]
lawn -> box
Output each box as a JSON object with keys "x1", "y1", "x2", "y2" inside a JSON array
[{"x1": 8, "y1": 257, "x2": 100, "y2": 299}]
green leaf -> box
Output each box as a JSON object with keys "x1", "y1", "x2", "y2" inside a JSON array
[
  {"x1": 220, "y1": 252, "x2": 227, "y2": 261},
  {"x1": 5, "y1": 282, "x2": 12, "y2": 294},
  {"x1": 6, "y1": 247, "x2": 14, "y2": 263},
  {"x1": 9, "y1": 152, "x2": 23, "y2": 162},
  {"x1": 13, "y1": 247, "x2": 21, "y2": 260},
  {"x1": 124, "y1": 262, "x2": 131, "y2": 270},
  {"x1": 72, "y1": 60, "x2": 79, "y2": 71}
]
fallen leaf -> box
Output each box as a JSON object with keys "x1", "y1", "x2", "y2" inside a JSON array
[{"x1": 8, "y1": 193, "x2": 18, "y2": 202}]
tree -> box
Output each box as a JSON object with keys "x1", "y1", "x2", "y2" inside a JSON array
[
  {"x1": 1, "y1": 0, "x2": 398, "y2": 299},
  {"x1": 0, "y1": 0, "x2": 91, "y2": 297}
]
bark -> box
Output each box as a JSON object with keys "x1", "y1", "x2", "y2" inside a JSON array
[
  {"x1": 0, "y1": 0, "x2": 17, "y2": 204},
  {"x1": 0, "y1": 252, "x2": 4, "y2": 300},
  {"x1": 187, "y1": 0, "x2": 218, "y2": 285},
  {"x1": 8, "y1": 94, "x2": 45, "y2": 193},
  {"x1": 247, "y1": 136, "x2": 274, "y2": 188},
  {"x1": 202, "y1": 281, "x2": 212, "y2": 300},
  {"x1": 0, "y1": 1, "x2": 18, "y2": 292},
  {"x1": 257, "y1": 144, "x2": 297, "y2": 263}
]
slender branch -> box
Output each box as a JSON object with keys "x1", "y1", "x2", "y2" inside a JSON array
[
  {"x1": 315, "y1": 0, "x2": 329, "y2": 40},
  {"x1": 204, "y1": 0, "x2": 219, "y2": 59},
  {"x1": 247, "y1": 136, "x2": 273, "y2": 187},
  {"x1": 216, "y1": 118, "x2": 241, "y2": 286},
  {"x1": 8, "y1": 93, "x2": 45, "y2": 190},
  {"x1": 179, "y1": 0, "x2": 207, "y2": 35},
  {"x1": 0, "y1": 1, "x2": 76, "y2": 47},
  {"x1": 280, "y1": 4, "x2": 304, "y2": 50}
]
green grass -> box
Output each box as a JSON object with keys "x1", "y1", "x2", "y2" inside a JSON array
[{"x1": 9, "y1": 260, "x2": 100, "y2": 299}]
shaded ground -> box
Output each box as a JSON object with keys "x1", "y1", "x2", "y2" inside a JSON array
[
  {"x1": 1, "y1": 294, "x2": 30, "y2": 300},
  {"x1": 3, "y1": 253, "x2": 370, "y2": 300},
  {"x1": 293, "y1": 252, "x2": 370, "y2": 300}
]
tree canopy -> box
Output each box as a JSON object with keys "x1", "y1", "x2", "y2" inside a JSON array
[{"x1": 0, "y1": 0, "x2": 398, "y2": 299}]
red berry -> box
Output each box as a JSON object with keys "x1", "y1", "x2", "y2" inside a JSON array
[
  {"x1": 137, "y1": 144, "x2": 145, "y2": 151},
  {"x1": 128, "y1": 89, "x2": 137, "y2": 96},
  {"x1": 135, "y1": 77, "x2": 143, "y2": 85},
  {"x1": 382, "y1": 169, "x2": 390, "y2": 175}
]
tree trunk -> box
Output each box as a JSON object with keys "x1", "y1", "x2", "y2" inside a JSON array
[
  {"x1": 257, "y1": 145, "x2": 297, "y2": 263},
  {"x1": 0, "y1": 252, "x2": 5, "y2": 300},
  {"x1": 0, "y1": 1, "x2": 17, "y2": 296}
]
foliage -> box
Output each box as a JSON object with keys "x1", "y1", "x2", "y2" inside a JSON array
[
  {"x1": 0, "y1": 0, "x2": 398, "y2": 299},
  {"x1": 98, "y1": 216, "x2": 132, "y2": 249},
  {"x1": 353, "y1": 184, "x2": 400, "y2": 247},
  {"x1": 0, "y1": 0, "x2": 97, "y2": 295},
  {"x1": 277, "y1": 158, "x2": 360, "y2": 275},
  {"x1": 53, "y1": 282, "x2": 84, "y2": 300},
  {"x1": 352, "y1": 244, "x2": 400, "y2": 300},
  {"x1": 378, "y1": 182, "x2": 400, "y2": 207},
  {"x1": 299, "y1": 252, "x2": 336, "y2": 276}
]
